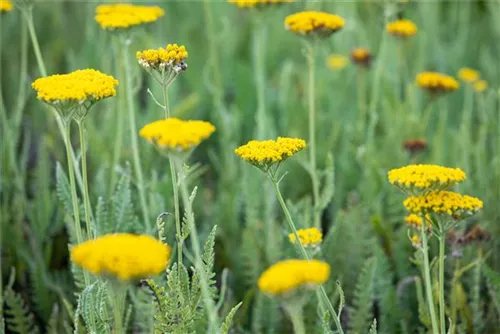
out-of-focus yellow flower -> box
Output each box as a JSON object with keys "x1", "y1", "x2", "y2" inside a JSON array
[
  {"x1": 228, "y1": 0, "x2": 292, "y2": 8},
  {"x1": 388, "y1": 164, "x2": 466, "y2": 193},
  {"x1": 136, "y1": 44, "x2": 188, "y2": 72},
  {"x1": 235, "y1": 137, "x2": 306, "y2": 171},
  {"x1": 71, "y1": 233, "x2": 171, "y2": 281},
  {"x1": 95, "y1": 4, "x2": 164, "y2": 30},
  {"x1": 285, "y1": 11, "x2": 344, "y2": 37},
  {"x1": 139, "y1": 118, "x2": 215, "y2": 152},
  {"x1": 350, "y1": 48, "x2": 372, "y2": 68},
  {"x1": 289, "y1": 228, "x2": 322, "y2": 247},
  {"x1": 458, "y1": 67, "x2": 479, "y2": 83},
  {"x1": 473, "y1": 80, "x2": 488, "y2": 93},
  {"x1": 258, "y1": 259, "x2": 330, "y2": 295},
  {"x1": 0, "y1": 0, "x2": 13, "y2": 12},
  {"x1": 327, "y1": 54, "x2": 348, "y2": 71},
  {"x1": 416, "y1": 72, "x2": 459, "y2": 93},
  {"x1": 403, "y1": 191, "x2": 483, "y2": 217},
  {"x1": 386, "y1": 19, "x2": 417, "y2": 37},
  {"x1": 411, "y1": 235, "x2": 421, "y2": 247}
]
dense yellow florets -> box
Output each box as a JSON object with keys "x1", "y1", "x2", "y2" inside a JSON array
[
  {"x1": 95, "y1": 4, "x2": 164, "y2": 30},
  {"x1": 285, "y1": 11, "x2": 344, "y2": 37},
  {"x1": 0, "y1": 0, "x2": 13, "y2": 12},
  {"x1": 473, "y1": 80, "x2": 488, "y2": 93},
  {"x1": 71, "y1": 234, "x2": 171, "y2": 281},
  {"x1": 235, "y1": 137, "x2": 306, "y2": 170},
  {"x1": 31, "y1": 69, "x2": 118, "y2": 104},
  {"x1": 258, "y1": 260, "x2": 330, "y2": 295},
  {"x1": 388, "y1": 164, "x2": 466, "y2": 193},
  {"x1": 289, "y1": 228, "x2": 322, "y2": 247},
  {"x1": 228, "y1": 0, "x2": 292, "y2": 8},
  {"x1": 416, "y1": 72, "x2": 459, "y2": 93},
  {"x1": 139, "y1": 118, "x2": 216, "y2": 151},
  {"x1": 404, "y1": 213, "x2": 432, "y2": 230},
  {"x1": 327, "y1": 54, "x2": 348, "y2": 71},
  {"x1": 458, "y1": 67, "x2": 479, "y2": 83},
  {"x1": 404, "y1": 191, "x2": 483, "y2": 217},
  {"x1": 386, "y1": 19, "x2": 417, "y2": 37},
  {"x1": 136, "y1": 44, "x2": 188, "y2": 71}
]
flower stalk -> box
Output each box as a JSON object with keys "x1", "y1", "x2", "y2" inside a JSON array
[{"x1": 76, "y1": 120, "x2": 94, "y2": 239}]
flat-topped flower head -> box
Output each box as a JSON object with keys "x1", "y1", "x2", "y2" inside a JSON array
[
  {"x1": 228, "y1": 0, "x2": 292, "y2": 9},
  {"x1": 136, "y1": 44, "x2": 188, "y2": 85},
  {"x1": 327, "y1": 54, "x2": 348, "y2": 71},
  {"x1": 0, "y1": 0, "x2": 13, "y2": 12},
  {"x1": 258, "y1": 259, "x2": 330, "y2": 295},
  {"x1": 71, "y1": 233, "x2": 171, "y2": 281},
  {"x1": 350, "y1": 48, "x2": 372, "y2": 68},
  {"x1": 139, "y1": 118, "x2": 215, "y2": 153},
  {"x1": 416, "y1": 72, "x2": 459, "y2": 94},
  {"x1": 386, "y1": 19, "x2": 417, "y2": 37},
  {"x1": 289, "y1": 228, "x2": 322, "y2": 248},
  {"x1": 285, "y1": 11, "x2": 344, "y2": 38},
  {"x1": 473, "y1": 80, "x2": 488, "y2": 93},
  {"x1": 458, "y1": 67, "x2": 479, "y2": 84},
  {"x1": 235, "y1": 137, "x2": 306, "y2": 172},
  {"x1": 403, "y1": 191, "x2": 483, "y2": 218},
  {"x1": 95, "y1": 4, "x2": 164, "y2": 30},
  {"x1": 388, "y1": 164, "x2": 466, "y2": 194}
]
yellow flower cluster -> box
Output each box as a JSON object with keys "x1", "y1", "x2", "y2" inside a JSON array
[
  {"x1": 71, "y1": 233, "x2": 171, "y2": 281},
  {"x1": 235, "y1": 137, "x2": 306, "y2": 170},
  {"x1": 386, "y1": 19, "x2": 417, "y2": 37},
  {"x1": 404, "y1": 213, "x2": 431, "y2": 229},
  {"x1": 32, "y1": 69, "x2": 118, "y2": 104},
  {"x1": 285, "y1": 11, "x2": 344, "y2": 37},
  {"x1": 416, "y1": 72, "x2": 459, "y2": 93},
  {"x1": 136, "y1": 44, "x2": 188, "y2": 71},
  {"x1": 458, "y1": 67, "x2": 479, "y2": 83},
  {"x1": 411, "y1": 235, "x2": 421, "y2": 247},
  {"x1": 350, "y1": 48, "x2": 372, "y2": 67},
  {"x1": 474, "y1": 80, "x2": 488, "y2": 93},
  {"x1": 0, "y1": 0, "x2": 13, "y2": 12},
  {"x1": 258, "y1": 259, "x2": 330, "y2": 295},
  {"x1": 289, "y1": 228, "x2": 322, "y2": 247},
  {"x1": 403, "y1": 191, "x2": 483, "y2": 216},
  {"x1": 95, "y1": 4, "x2": 164, "y2": 30},
  {"x1": 388, "y1": 164, "x2": 466, "y2": 193},
  {"x1": 228, "y1": 0, "x2": 292, "y2": 8},
  {"x1": 327, "y1": 54, "x2": 348, "y2": 71},
  {"x1": 139, "y1": 118, "x2": 216, "y2": 151}
]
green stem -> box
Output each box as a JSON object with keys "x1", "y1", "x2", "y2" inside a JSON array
[
  {"x1": 269, "y1": 173, "x2": 343, "y2": 334},
  {"x1": 438, "y1": 224, "x2": 446, "y2": 334},
  {"x1": 420, "y1": 226, "x2": 440, "y2": 334},
  {"x1": 305, "y1": 42, "x2": 320, "y2": 229},
  {"x1": 169, "y1": 158, "x2": 183, "y2": 268},
  {"x1": 357, "y1": 68, "x2": 367, "y2": 137},
  {"x1": 13, "y1": 17, "x2": 28, "y2": 130},
  {"x1": 286, "y1": 305, "x2": 306, "y2": 334},
  {"x1": 162, "y1": 83, "x2": 170, "y2": 119},
  {"x1": 77, "y1": 121, "x2": 93, "y2": 239},
  {"x1": 122, "y1": 38, "x2": 151, "y2": 229},
  {"x1": 110, "y1": 283, "x2": 125, "y2": 334},
  {"x1": 253, "y1": 17, "x2": 267, "y2": 140}
]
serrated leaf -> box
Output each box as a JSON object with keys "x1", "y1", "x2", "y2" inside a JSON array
[
  {"x1": 349, "y1": 257, "x2": 377, "y2": 334},
  {"x1": 221, "y1": 302, "x2": 242, "y2": 334}
]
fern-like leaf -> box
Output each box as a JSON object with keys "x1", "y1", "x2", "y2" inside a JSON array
[
  {"x1": 221, "y1": 302, "x2": 242, "y2": 334},
  {"x1": 348, "y1": 257, "x2": 377, "y2": 334},
  {"x1": 4, "y1": 287, "x2": 39, "y2": 334},
  {"x1": 483, "y1": 265, "x2": 500, "y2": 317}
]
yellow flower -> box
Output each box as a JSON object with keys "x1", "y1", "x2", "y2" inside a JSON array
[
  {"x1": 386, "y1": 19, "x2": 417, "y2": 37},
  {"x1": 235, "y1": 137, "x2": 306, "y2": 171},
  {"x1": 350, "y1": 48, "x2": 372, "y2": 67},
  {"x1": 473, "y1": 80, "x2": 488, "y2": 93},
  {"x1": 139, "y1": 118, "x2": 216, "y2": 152},
  {"x1": 416, "y1": 72, "x2": 459, "y2": 93},
  {"x1": 228, "y1": 0, "x2": 292, "y2": 8},
  {"x1": 71, "y1": 233, "x2": 171, "y2": 281},
  {"x1": 327, "y1": 54, "x2": 348, "y2": 71},
  {"x1": 458, "y1": 67, "x2": 479, "y2": 83},
  {"x1": 285, "y1": 11, "x2": 344, "y2": 37},
  {"x1": 403, "y1": 191, "x2": 483, "y2": 217},
  {"x1": 0, "y1": 0, "x2": 13, "y2": 12},
  {"x1": 95, "y1": 4, "x2": 164, "y2": 30},
  {"x1": 404, "y1": 213, "x2": 431, "y2": 229},
  {"x1": 289, "y1": 228, "x2": 322, "y2": 247},
  {"x1": 258, "y1": 259, "x2": 330, "y2": 295},
  {"x1": 388, "y1": 164, "x2": 466, "y2": 193},
  {"x1": 136, "y1": 44, "x2": 188, "y2": 73},
  {"x1": 411, "y1": 235, "x2": 421, "y2": 247}
]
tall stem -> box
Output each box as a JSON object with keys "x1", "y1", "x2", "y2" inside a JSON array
[
  {"x1": 285, "y1": 305, "x2": 306, "y2": 334},
  {"x1": 269, "y1": 173, "x2": 343, "y2": 334},
  {"x1": 169, "y1": 158, "x2": 183, "y2": 268},
  {"x1": 162, "y1": 83, "x2": 170, "y2": 119},
  {"x1": 420, "y1": 227, "x2": 440, "y2": 334},
  {"x1": 305, "y1": 43, "x2": 320, "y2": 228},
  {"x1": 357, "y1": 68, "x2": 367, "y2": 137},
  {"x1": 77, "y1": 121, "x2": 93, "y2": 239},
  {"x1": 253, "y1": 18, "x2": 267, "y2": 140},
  {"x1": 110, "y1": 283, "x2": 126, "y2": 334},
  {"x1": 122, "y1": 38, "x2": 151, "y2": 229},
  {"x1": 438, "y1": 224, "x2": 446, "y2": 334}
]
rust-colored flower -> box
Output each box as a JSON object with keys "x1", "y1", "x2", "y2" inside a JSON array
[
  {"x1": 350, "y1": 48, "x2": 372, "y2": 68},
  {"x1": 403, "y1": 138, "x2": 427, "y2": 155}
]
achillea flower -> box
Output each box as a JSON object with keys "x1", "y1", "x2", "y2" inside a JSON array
[
  {"x1": 258, "y1": 259, "x2": 330, "y2": 295},
  {"x1": 386, "y1": 19, "x2": 417, "y2": 37},
  {"x1": 403, "y1": 191, "x2": 483, "y2": 217},
  {"x1": 95, "y1": 4, "x2": 164, "y2": 30},
  {"x1": 71, "y1": 233, "x2": 171, "y2": 281},
  {"x1": 458, "y1": 67, "x2": 479, "y2": 83},
  {"x1": 228, "y1": 0, "x2": 292, "y2": 8},
  {"x1": 474, "y1": 80, "x2": 488, "y2": 93},
  {"x1": 0, "y1": 0, "x2": 13, "y2": 12},
  {"x1": 139, "y1": 118, "x2": 215, "y2": 152},
  {"x1": 327, "y1": 54, "x2": 348, "y2": 71},
  {"x1": 416, "y1": 72, "x2": 459, "y2": 93},
  {"x1": 404, "y1": 213, "x2": 431, "y2": 229},
  {"x1": 403, "y1": 138, "x2": 427, "y2": 155},
  {"x1": 350, "y1": 48, "x2": 372, "y2": 68},
  {"x1": 289, "y1": 228, "x2": 322, "y2": 248},
  {"x1": 235, "y1": 137, "x2": 306, "y2": 172},
  {"x1": 136, "y1": 44, "x2": 188, "y2": 72},
  {"x1": 285, "y1": 11, "x2": 344, "y2": 37},
  {"x1": 388, "y1": 164, "x2": 466, "y2": 193},
  {"x1": 411, "y1": 235, "x2": 421, "y2": 248}
]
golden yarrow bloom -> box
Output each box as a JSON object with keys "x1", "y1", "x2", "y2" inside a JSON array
[
  {"x1": 350, "y1": 48, "x2": 372, "y2": 68},
  {"x1": 411, "y1": 235, "x2": 421, "y2": 248},
  {"x1": 235, "y1": 137, "x2": 306, "y2": 171},
  {"x1": 404, "y1": 213, "x2": 431, "y2": 230},
  {"x1": 327, "y1": 54, "x2": 348, "y2": 71},
  {"x1": 0, "y1": 0, "x2": 13, "y2": 12},
  {"x1": 95, "y1": 4, "x2": 164, "y2": 30},
  {"x1": 289, "y1": 228, "x2": 322, "y2": 247},
  {"x1": 285, "y1": 11, "x2": 344, "y2": 37},
  {"x1": 403, "y1": 191, "x2": 483, "y2": 217},
  {"x1": 71, "y1": 233, "x2": 171, "y2": 281},
  {"x1": 137, "y1": 44, "x2": 188, "y2": 71},
  {"x1": 458, "y1": 67, "x2": 479, "y2": 83},
  {"x1": 139, "y1": 118, "x2": 215, "y2": 152},
  {"x1": 386, "y1": 19, "x2": 417, "y2": 37},
  {"x1": 388, "y1": 164, "x2": 466, "y2": 193},
  {"x1": 228, "y1": 0, "x2": 292, "y2": 8},
  {"x1": 473, "y1": 80, "x2": 488, "y2": 93},
  {"x1": 416, "y1": 72, "x2": 459, "y2": 93},
  {"x1": 258, "y1": 259, "x2": 330, "y2": 295}
]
